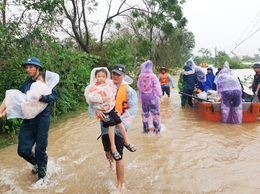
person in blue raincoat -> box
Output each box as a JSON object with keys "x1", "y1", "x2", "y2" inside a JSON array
[
  {"x1": 217, "y1": 68, "x2": 242, "y2": 124},
  {"x1": 18, "y1": 57, "x2": 58, "y2": 180},
  {"x1": 202, "y1": 67, "x2": 216, "y2": 92}
]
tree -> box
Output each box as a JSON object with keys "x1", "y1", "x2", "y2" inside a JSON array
[
  {"x1": 198, "y1": 48, "x2": 212, "y2": 58},
  {"x1": 99, "y1": 0, "x2": 141, "y2": 43},
  {"x1": 60, "y1": 0, "x2": 98, "y2": 53}
]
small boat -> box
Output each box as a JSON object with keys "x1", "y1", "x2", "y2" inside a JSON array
[{"x1": 197, "y1": 101, "x2": 260, "y2": 122}]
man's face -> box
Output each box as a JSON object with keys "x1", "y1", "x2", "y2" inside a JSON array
[
  {"x1": 112, "y1": 72, "x2": 125, "y2": 85},
  {"x1": 253, "y1": 68, "x2": 260, "y2": 73},
  {"x1": 25, "y1": 65, "x2": 39, "y2": 79}
]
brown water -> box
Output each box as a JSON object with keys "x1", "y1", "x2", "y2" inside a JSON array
[{"x1": 1, "y1": 76, "x2": 260, "y2": 194}]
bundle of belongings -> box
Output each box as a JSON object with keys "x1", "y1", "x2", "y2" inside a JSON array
[{"x1": 197, "y1": 90, "x2": 220, "y2": 102}]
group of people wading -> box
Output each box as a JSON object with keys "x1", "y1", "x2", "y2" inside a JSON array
[
  {"x1": 3, "y1": 56, "x2": 259, "y2": 193},
  {"x1": 0, "y1": 57, "x2": 176, "y2": 194}
]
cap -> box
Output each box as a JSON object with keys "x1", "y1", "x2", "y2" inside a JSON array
[
  {"x1": 22, "y1": 57, "x2": 43, "y2": 70},
  {"x1": 112, "y1": 64, "x2": 126, "y2": 75},
  {"x1": 183, "y1": 65, "x2": 192, "y2": 71},
  {"x1": 253, "y1": 63, "x2": 260, "y2": 69}
]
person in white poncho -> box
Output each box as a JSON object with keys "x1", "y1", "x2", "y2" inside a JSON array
[
  {"x1": 84, "y1": 67, "x2": 136, "y2": 161},
  {"x1": 0, "y1": 70, "x2": 59, "y2": 119}
]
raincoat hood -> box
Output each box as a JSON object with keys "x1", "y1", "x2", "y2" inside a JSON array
[
  {"x1": 141, "y1": 60, "x2": 154, "y2": 73},
  {"x1": 223, "y1": 61, "x2": 230, "y2": 69}
]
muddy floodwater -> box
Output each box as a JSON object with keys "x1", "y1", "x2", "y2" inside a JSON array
[{"x1": 1, "y1": 75, "x2": 260, "y2": 194}]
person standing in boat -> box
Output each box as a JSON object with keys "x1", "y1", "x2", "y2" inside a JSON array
[
  {"x1": 249, "y1": 63, "x2": 260, "y2": 101},
  {"x1": 217, "y1": 68, "x2": 242, "y2": 124}
]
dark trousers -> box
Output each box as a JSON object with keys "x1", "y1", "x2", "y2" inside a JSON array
[
  {"x1": 161, "y1": 86, "x2": 170, "y2": 96},
  {"x1": 181, "y1": 88, "x2": 194, "y2": 107},
  {"x1": 18, "y1": 117, "x2": 50, "y2": 179}
]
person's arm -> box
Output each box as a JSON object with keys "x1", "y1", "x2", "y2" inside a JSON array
[
  {"x1": 153, "y1": 75, "x2": 163, "y2": 97},
  {"x1": 85, "y1": 85, "x2": 103, "y2": 104},
  {"x1": 27, "y1": 82, "x2": 49, "y2": 101},
  {"x1": 39, "y1": 87, "x2": 58, "y2": 103},
  {"x1": 255, "y1": 84, "x2": 260, "y2": 96},
  {"x1": 158, "y1": 75, "x2": 161, "y2": 83},
  {"x1": 168, "y1": 74, "x2": 174, "y2": 88}
]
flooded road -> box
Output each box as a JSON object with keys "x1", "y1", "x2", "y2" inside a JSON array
[{"x1": 1, "y1": 76, "x2": 260, "y2": 194}]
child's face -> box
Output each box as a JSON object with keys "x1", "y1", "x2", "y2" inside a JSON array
[
  {"x1": 95, "y1": 71, "x2": 107, "y2": 84},
  {"x1": 37, "y1": 75, "x2": 45, "y2": 83}
]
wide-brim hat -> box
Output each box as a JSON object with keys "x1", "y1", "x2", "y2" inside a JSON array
[
  {"x1": 22, "y1": 57, "x2": 43, "y2": 70},
  {"x1": 159, "y1": 67, "x2": 169, "y2": 73}
]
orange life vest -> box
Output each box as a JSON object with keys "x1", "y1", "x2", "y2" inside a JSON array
[
  {"x1": 160, "y1": 73, "x2": 169, "y2": 85},
  {"x1": 115, "y1": 84, "x2": 128, "y2": 115}
]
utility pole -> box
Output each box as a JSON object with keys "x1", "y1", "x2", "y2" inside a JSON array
[
  {"x1": 214, "y1": 47, "x2": 217, "y2": 67},
  {"x1": 3, "y1": 0, "x2": 7, "y2": 27}
]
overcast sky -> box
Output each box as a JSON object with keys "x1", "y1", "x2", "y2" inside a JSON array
[
  {"x1": 9, "y1": 0, "x2": 259, "y2": 57},
  {"x1": 94, "y1": 0, "x2": 260, "y2": 57},
  {"x1": 182, "y1": 0, "x2": 260, "y2": 57}
]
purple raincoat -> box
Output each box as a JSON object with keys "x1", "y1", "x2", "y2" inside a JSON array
[
  {"x1": 217, "y1": 68, "x2": 242, "y2": 124},
  {"x1": 137, "y1": 60, "x2": 162, "y2": 134}
]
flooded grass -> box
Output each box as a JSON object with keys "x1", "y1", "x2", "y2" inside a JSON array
[{"x1": 0, "y1": 133, "x2": 18, "y2": 148}]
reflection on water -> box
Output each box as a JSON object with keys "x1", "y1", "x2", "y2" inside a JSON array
[
  {"x1": 1, "y1": 76, "x2": 260, "y2": 194},
  {"x1": 207, "y1": 66, "x2": 254, "y2": 84}
]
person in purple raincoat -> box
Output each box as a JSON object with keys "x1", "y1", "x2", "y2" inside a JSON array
[
  {"x1": 217, "y1": 68, "x2": 242, "y2": 124},
  {"x1": 137, "y1": 60, "x2": 163, "y2": 134}
]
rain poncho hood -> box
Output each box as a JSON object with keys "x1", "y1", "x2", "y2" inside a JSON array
[
  {"x1": 137, "y1": 60, "x2": 162, "y2": 103},
  {"x1": 85, "y1": 67, "x2": 135, "y2": 119},
  {"x1": 223, "y1": 61, "x2": 230, "y2": 69},
  {"x1": 202, "y1": 66, "x2": 216, "y2": 92},
  {"x1": 222, "y1": 61, "x2": 232, "y2": 74},
  {"x1": 185, "y1": 58, "x2": 206, "y2": 82},
  {"x1": 217, "y1": 68, "x2": 241, "y2": 97},
  {"x1": 84, "y1": 67, "x2": 115, "y2": 118}
]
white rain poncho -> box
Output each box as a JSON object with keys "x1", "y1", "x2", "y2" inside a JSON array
[
  {"x1": 84, "y1": 67, "x2": 116, "y2": 118},
  {"x1": 5, "y1": 70, "x2": 59, "y2": 119},
  {"x1": 185, "y1": 58, "x2": 206, "y2": 82}
]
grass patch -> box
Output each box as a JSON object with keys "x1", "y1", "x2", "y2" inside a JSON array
[{"x1": 0, "y1": 134, "x2": 18, "y2": 149}]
